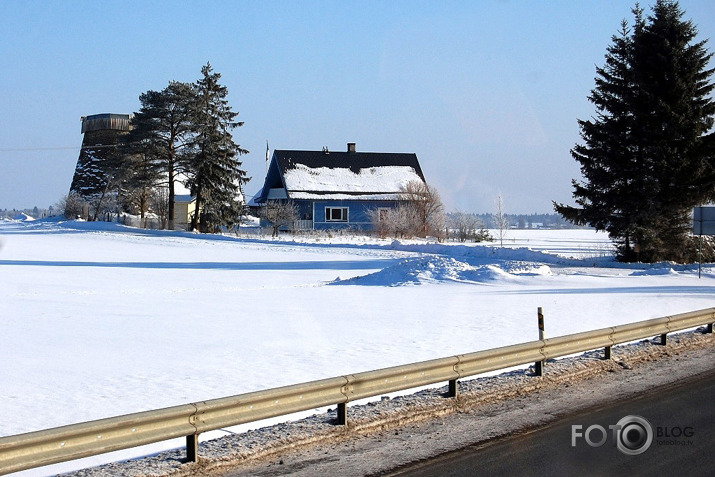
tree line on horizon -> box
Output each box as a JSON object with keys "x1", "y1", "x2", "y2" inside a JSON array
[{"x1": 67, "y1": 63, "x2": 250, "y2": 233}]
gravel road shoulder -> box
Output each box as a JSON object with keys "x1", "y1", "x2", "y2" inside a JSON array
[{"x1": 64, "y1": 328, "x2": 714, "y2": 477}]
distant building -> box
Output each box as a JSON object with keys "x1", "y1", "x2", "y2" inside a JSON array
[
  {"x1": 174, "y1": 194, "x2": 197, "y2": 230},
  {"x1": 250, "y1": 143, "x2": 426, "y2": 231}
]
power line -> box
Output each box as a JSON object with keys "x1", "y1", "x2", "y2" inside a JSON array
[
  {"x1": 0, "y1": 146, "x2": 79, "y2": 152},
  {"x1": 0, "y1": 145, "x2": 119, "y2": 152}
]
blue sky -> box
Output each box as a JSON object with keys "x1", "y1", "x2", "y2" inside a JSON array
[{"x1": 1, "y1": 0, "x2": 713, "y2": 213}]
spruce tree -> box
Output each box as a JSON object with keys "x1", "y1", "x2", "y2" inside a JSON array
[
  {"x1": 630, "y1": 0, "x2": 715, "y2": 261},
  {"x1": 555, "y1": 1, "x2": 715, "y2": 262},
  {"x1": 129, "y1": 82, "x2": 196, "y2": 229},
  {"x1": 186, "y1": 63, "x2": 249, "y2": 232},
  {"x1": 119, "y1": 121, "x2": 163, "y2": 226}
]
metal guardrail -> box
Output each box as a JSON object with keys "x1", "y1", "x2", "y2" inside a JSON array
[{"x1": 1, "y1": 307, "x2": 713, "y2": 475}]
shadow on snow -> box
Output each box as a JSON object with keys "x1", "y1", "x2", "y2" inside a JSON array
[
  {"x1": 502, "y1": 285, "x2": 715, "y2": 296},
  {"x1": 0, "y1": 259, "x2": 396, "y2": 271}
]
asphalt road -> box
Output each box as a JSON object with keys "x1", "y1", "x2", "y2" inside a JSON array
[{"x1": 387, "y1": 368, "x2": 715, "y2": 477}]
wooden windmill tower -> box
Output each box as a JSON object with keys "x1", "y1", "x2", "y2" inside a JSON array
[{"x1": 69, "y1": 113, "x2": 132, "y2": 205}]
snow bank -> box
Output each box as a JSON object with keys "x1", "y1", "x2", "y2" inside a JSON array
[
  {"x1": 12, "y1": 213, "x2": 35, "y2": 221},
  {"x1": 332, "y1": 256, "x2": 551, "y2": 286}
]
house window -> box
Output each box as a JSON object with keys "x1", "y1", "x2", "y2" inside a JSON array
[{"x1": 326, "y1": 207, "x2": 349, "y2": 222}]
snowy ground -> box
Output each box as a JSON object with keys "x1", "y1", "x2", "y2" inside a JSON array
[{"x1": 1, "y1": 218, "x2": 713, "y2": 476}]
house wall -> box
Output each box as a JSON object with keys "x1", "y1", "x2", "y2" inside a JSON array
[
  {"x1": 307, "y1": 199, "x2": 399, "y2": 231},
  {"x1": 173, "y1": 201, "x2": 196, "y2": 230},
  {"x1": 295, "y1": 201, "x2": 313, "y2": 220}
]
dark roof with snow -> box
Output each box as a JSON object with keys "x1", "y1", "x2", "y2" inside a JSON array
[
  {"x1": 273, "y1": 149, "x2": 425, "y2": 178},
  {"x1": 255, "y1": 147, "x2": 426, "y2": 202}
]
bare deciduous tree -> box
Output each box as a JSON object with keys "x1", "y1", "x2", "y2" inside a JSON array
[
  {"x1": 57, "y1": 192, "x2": 85, "y2": 219},
  {"x1": 150, "y1": 187, "x2": 169, "y2": 229},
  {"x1": 261, "y1": 200, "x2": 298, "y2": 237},
  {"x1": 369, "y1": 180, "x2": 445, "y2": 239},
  {"x1": 368, "y1": 203, "x2": 420, "y2": 239},
  {"x1": 366, "y1": 207, "x2": 391, "y2": 238},
  {"x1": 494, "y1": 193, "x2": 509, "y2": 247},
  {"x1": 448, "y1": 211, "x2": 491, "y2": 242},
  {"x1": 400, "y1": 180, "x2": 445, "y2": 239}
]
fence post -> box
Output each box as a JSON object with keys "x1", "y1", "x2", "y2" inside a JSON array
[
  {"x1": 186, "y1": 434, "x2": 199, "y2": 463},
  {"x1": 534, "y1": 307, "x2": 545, "y2": 376}
]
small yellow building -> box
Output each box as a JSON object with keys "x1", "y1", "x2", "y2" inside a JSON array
[{"x1": 173, "y1": 195, "x2": 196, "y2": 230}]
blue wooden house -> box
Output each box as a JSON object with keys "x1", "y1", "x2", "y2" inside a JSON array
[{"x1": 250, "y1": 143, "x2": 427, "y2": 231}]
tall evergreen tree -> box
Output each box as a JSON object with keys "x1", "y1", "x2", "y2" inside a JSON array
[
  {"x1": 129, "y1": 82, "x2": 196, "y2": 229},
  {"x1": 555, "y1": 1, "x2": 715, "y2": 262},
  {"x1": 119, "y1": 120, "x2": 163, "y2": 226},
  {"x1": 186, "y1": 63, "x2": 249, "y2": 232},
  {"x1": 630, "y1": 0, "x2": 715, "y2": 260}
]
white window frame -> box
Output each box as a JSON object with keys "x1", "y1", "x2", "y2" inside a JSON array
[{"x1": 325, "y1": 206, "x2": 349, "y2": 222}]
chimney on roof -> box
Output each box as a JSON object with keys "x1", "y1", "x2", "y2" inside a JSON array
[{"x1": 347, "y1": 142, "x2": 356, "y2": 153}]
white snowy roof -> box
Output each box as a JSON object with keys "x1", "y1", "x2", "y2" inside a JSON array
[
  {"x1": 290, "y1": 192, "x2": 404, "y2": 200},
  {"x1": 283, "y1": 164, "x2": 423, "y2": 196}
]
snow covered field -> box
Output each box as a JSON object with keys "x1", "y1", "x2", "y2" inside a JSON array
[{"x1": 1, "y1": 218, "x2": 713, "y2": 476}]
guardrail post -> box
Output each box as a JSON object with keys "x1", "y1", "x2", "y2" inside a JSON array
[
  {"x1": 534, "y1": 307, "x2": 545, "y2": 376},
  {"x1": 659, "y1": 333, "x2": 667, "y2": 345},
  {"x1": 337, "y1": 403, "x2": 347, "y2": 425},
  {"x1": 448, "y1": 379, "x2": 458, "y2": 398},
  {"x1": 706, "y1": 323, "x2": 713, "y2": 334},
  {"x1": 604, "y1": 345, "x2": 612, "y2": 360},
  {"x1": 186, "y1": 434, "x2": 199, "y2": 463}
]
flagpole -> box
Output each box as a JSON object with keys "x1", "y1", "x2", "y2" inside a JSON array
[{"x1": 265, "y1": 140, "x2": 269, "y2": 174}]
